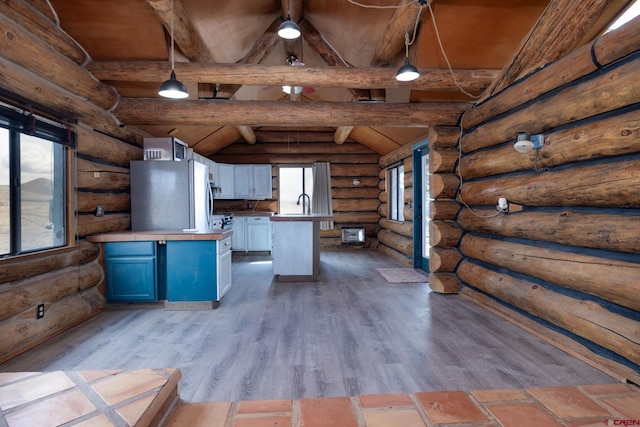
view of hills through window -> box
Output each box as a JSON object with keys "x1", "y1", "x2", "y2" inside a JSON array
[{"x1": 0, "y1": 129, "x2": 65, "y2": 255}]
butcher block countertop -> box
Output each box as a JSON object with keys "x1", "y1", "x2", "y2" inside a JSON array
[
  {"x1": 270, "y1": 214, "x2": 334, "y2": 222},
  {"x1": 86, "y1": 229, "x2": 233, "y2": 243}
]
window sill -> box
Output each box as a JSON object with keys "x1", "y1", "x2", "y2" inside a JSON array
[{"x1": 0, "y1": 244, "x2": 78, "y2": 266}]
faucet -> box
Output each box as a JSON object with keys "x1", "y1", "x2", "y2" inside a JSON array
[{"x1": 296, "y1": 193, "x2": 311, "y2": 215}]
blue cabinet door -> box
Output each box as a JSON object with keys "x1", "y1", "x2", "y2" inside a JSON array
[
  {"x1": 105, "y1": 256, "x2": 157, "y2": 302},
  {"x1": 165, "y1": 241, "x2": 217, "y2": 301},
  {"x1": 104, "y1": 241, "x2": 157, "y2": 302}
]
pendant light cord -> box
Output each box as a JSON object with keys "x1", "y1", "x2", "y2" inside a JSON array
[
  {"x1": 170, "y1": 0, "x2": 175, "y2": 71},
  {"x1": 348, "y1": 0, "x2": 481, "y2": 99}
]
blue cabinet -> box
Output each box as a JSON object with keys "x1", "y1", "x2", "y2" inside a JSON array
[
  {"x1": 103, "y1": 239, "x2": 230, "y2": 305},
  {"x1": 165, "y1": 240, "x2": 217, "y2": 301},
  {"x1": 105, "y1": 242, "x2": 157, "y2": 302}
]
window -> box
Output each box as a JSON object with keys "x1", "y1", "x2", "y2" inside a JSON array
[
  {"x1": 278, "y1": 166, "x2": 313, "y2": 214},
  {"x1": 1, "y1": 103, "x2": 70, "y2": 257},
  {"x1": 606, "y1": 0, "x2": 640, "y2": 32},
  {"x1": 388, "y1": 163, "x2": 404, "y2": 221}
]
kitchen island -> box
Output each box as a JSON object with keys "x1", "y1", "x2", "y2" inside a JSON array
[
  {"x1": 270, "y1": 214, "x2": 333, "y2": 281},
  {"x1": 87, "y1": 229, "x2": 232, "y2": 309}
]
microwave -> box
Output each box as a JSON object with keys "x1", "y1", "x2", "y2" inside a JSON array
[{"x1": 143, "y1": 137, "x2": 191, "y2": 161}]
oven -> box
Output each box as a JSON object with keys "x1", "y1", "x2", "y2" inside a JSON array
[
  {"x1": 211, "y1": 213, "x2": 233, "y2": 230},
  {"x1": 221, "y1": 213, "x2": 233, "y2": 230}
]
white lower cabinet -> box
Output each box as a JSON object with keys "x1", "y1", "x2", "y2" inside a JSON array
[
  {"x1": 247, "y1": 216, "x2": 272, "y2": 251},
  {"x1": 232, "y1": 216, "x2": 246, "y2": 251},
  {"x1": 232, "y1": 215, "x2": 271, "y2": 252},
  {"x1": 272, "y1": 221, "x2": 315, "y2": 276},
  {"x1": 217, "y1": 236, "x2": 232, "y2": 298}
]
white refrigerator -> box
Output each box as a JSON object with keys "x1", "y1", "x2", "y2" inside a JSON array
[{"x1": 130, "y1": 160, "x2": 214, "y2": 231}]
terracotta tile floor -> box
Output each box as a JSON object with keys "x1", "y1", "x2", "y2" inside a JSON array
[
  {"x1": 172, "y1": 383, "x2": 640, "y2": 427},
  {"x1": 1, "y1": 368, "x2": 639, "y2": 426},
  {"x1": 0, "y1": 369, "x2": 181, "y2": 426}
]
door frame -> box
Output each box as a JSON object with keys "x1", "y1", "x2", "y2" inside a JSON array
[{"x1": 412, "y1": 139, "x2": 430, "y2": 271}]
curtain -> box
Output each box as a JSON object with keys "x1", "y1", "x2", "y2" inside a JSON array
[{"x1": 311, "y1": 162, "x2": 334, "y2": 230}]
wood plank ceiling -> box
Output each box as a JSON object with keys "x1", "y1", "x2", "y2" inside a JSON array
[{"x1": 48, "y1": 0, "x2": 631, "y2": 155}]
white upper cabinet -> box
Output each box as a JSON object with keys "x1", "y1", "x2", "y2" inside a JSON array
[
  {"x1": 252, "y1": 165, "x2": 272, "y2": 199},
  {"x1": 216, "y1": 163, "x2": 235, "y2": 199},
  {"x1": 234, "y1": 164, "x2": 272, "y2": 200}
]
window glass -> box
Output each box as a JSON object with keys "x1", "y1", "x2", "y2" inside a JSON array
[
  {"x1": 20, "y1": 134, "x2": 65, "y2": 252},
  {"x1": 278, "y1": 166, "x2": 313, "y2": 214},
  {"x1": 388, "y1": 164, "x2": 404, "y2": 221},
  {"x1": 606, "y1": 0, "x2": 640, "y2": 32}
]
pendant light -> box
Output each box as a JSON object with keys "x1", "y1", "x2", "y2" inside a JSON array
[
  {"x1": 278, "y1": 14, "x2": 301, "y2": 39},
  {"x1": 159, "y1": 0, "x2": 188, "y2": 99},
  {"x1": 396, "y1": 32, "x2": 420, "y2": 82}
]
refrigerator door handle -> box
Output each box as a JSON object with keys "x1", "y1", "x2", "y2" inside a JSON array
[{"x1": 207, "y1": 177, "x2": 214, "y2": 229}]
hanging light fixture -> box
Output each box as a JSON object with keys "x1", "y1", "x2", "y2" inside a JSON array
[
  {"x1": 396, "y1": 31, "x2": 420, "y2": 82},
  {"x1": 159, "y1": 0, "x2": 188, "y2": 99},
  {"x1": 278, "y1": 14, "x2": 301, "y2": 39}
]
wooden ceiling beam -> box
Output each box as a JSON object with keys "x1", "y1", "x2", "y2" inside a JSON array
[
  {"x1": 0, "y1": 0, "x2": 87, "y2": 65},
  {"x1": 146, "y1": 0, "x2": 211, "y2": 62},
  {"x1": 212, "y1": 18, "x2": 282, "y2": 143},
  {"x1": 298, "y1": 20, "x2": 370, "y2": 101},
  {"x1": 237, "y1": 126, "x2": 257, "y2": 144},
  {"x1": 214, "y1": 18, "x2": 282, "y2": 99},
  {"x1": 349, "y1": 127, "x2": 403, "y2": 155},
  {"x1": 481, "y1": 0, "x2": 620, "y2": 100},
  {"x1": 254, "y1": 131, "x2": 337, "y2": 143},
  {"x1": 367, "y1": 0, "x2": 427, "y2": 104},
  {"x1": 298, "y1": 18, "x2": 369, "y2": 143},
  {"x1": 88, "y1": 62, "x2": 497, "y2": 92},
  {"x1": 281, "y1": 0, "x2": 303, "y2": 23},
  {"x1": 372, "y1": 0, "x2": 426, "y2": 67},
  {"x1": 114, "y1": 99, "x2": 470, "y2": 128},
  {"x1": 334, "y1": 127, "x2": 354, "y2": 144}
]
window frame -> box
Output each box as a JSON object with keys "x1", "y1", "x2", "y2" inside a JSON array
[
  {"x1": 387, "y1": 163, "x2": 405, "y2": 222},
  {"x1": 277, "y1": 164, "x2": 313, "y2": 214},
  {"x1": 0, "y1": 101, "x2": 75, "y2": 259}
]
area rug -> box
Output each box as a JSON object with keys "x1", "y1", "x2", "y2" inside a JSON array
[{"x1": 375, "y1": 268, "x2": 428, "y2": 283}]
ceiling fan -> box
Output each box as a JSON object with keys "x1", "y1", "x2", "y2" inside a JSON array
[{"x1": 261, "y1": 55, "x2": 316, "y2": 96}]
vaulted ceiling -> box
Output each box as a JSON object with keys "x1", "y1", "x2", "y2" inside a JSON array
[{"x1": 47, "y1": 0, "x2": 631, "y2": 155}]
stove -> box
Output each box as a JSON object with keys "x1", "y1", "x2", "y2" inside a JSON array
[{"x1": 211, "y1": 213, "x2": 233, "y2": 229}]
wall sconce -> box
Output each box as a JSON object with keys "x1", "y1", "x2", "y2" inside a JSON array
[
  {"x1": 496, "y1": 196, "x2": 509, "y2": 213},
  {"x1": 515, "y1": 132, "x2": 545, "y2": 172},
  {"x1": 353, "y1": 178, "x2": 360, "y2": 186},
  {"x1": 514, "y1": 132, "x2": 544, "y2": 153}
]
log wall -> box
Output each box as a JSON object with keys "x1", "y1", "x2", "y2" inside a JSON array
[
  {"x1": 426, "y1": 126, "x2": 463, "y2": 293},
  {"x1": 0, "y1": 2, "x2": 143, "y2": 362},
  {"x1": 378, "y1": 144, "x2": 414, "y2": 266},
  {"x1": 455, "y1": 19, "x2": 640, "y2": 380},
  {"x1": 212, "y1": 140, "x2": 381, "y2": 249}
]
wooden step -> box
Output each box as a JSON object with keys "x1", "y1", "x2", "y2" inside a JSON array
[{"x1": 0, "y1": 368, "x2": 181, "y2": 426}]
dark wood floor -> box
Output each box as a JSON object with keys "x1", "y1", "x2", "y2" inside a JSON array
[{"x1": 0, "y1": 250, "x2": 614, "y2": 403}]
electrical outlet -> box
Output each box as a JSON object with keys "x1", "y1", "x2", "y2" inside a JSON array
[
  {"x1": 95, "y1": 204, "x2": 105, "y2": 217},
  {"x1": 36, "y1": 303, "x2": 45, "y2": 319}
]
